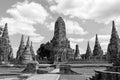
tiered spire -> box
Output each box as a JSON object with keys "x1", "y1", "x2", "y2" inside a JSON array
[
  {"x1": 93, "y1": 34, "x2": 103, "y2": 56},
  {"x1": 107, "y1": 21, "x2": 120, "y2": 62},
  {"x1": 16, "y1": 35, "x2": 25, "y2": 60},
  {"x1": 85, "y1": 41, "x2": 92, "y2": 59},
  {"x1": 74, "y1": 45, "x2": 81, "y2": 60},
  {"x1": 1, "y1": 23, "x2": 13, "y2": 62},
  {"x1": 110, "y1": 21, "x2": 119, "y2": 44},
  {"x1": 21, "y1": 36, "x2": 34, "y2": 64}
]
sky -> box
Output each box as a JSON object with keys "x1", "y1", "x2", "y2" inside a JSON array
[{"x1": 0, "y1": 0, "x2": 120, "y2": 57}]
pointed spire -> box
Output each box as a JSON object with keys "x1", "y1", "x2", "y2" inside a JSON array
[
  {"x1": 74, "y1": 44, "x2": 81, "y2": 59},
  {"x1": 95, "y1": 34, "x2": 99, "y2": 45},
  {"x1": 26, "y1": 36, "x2": 30, "y2": 47},
  {"x1": 87, "y1": 41, "x2": 90, "y2": 49},
  {"x1": 110, "y1": 20, "x2": 119, "y2": 44},
  {"x1": 20, "y1": 35, "x2": 25, "y2": 47},
  {"x1": 16, "y1": 35, "x2": 25, "y2": 60},
  {"x1": 93, "y1": 34, "x2": 103, "y2": 56},
  {"x1": 1, "y1": 23, "x2": 13, "y2": 62},
  {"x1": 112, "y1": 20, "x2": 116, "y2": 33},
  {"x1": 107, "y1": 21, "x2": 120, "y2": 62},
  {"x1": 112, "y1": 20, "x2": 118, "y2": 36},
  {"x1": 2, "y1": 23, "x2": 9, "y2": 39},
  {"x1": 85, "y1": 41, "x2": 92, "y2": 59},
  {"x1": 5, "y1": 23, "x2": 7, "y2": 27}
]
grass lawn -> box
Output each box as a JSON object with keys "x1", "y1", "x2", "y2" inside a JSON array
[
  {"x1": 0, "y1": 66, "x2": 54, "y2": 79},
  {"x1": 59, "y1": 67, "x2": 106, "y2": 80},
  {"x1": 0, "y1": 67, "x2": 24, "y2": 79},
  {"x1": 0, "y1": 64, "x2": 108, "y2": 80}
]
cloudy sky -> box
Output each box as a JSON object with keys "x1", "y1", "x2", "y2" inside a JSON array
[{"x1": 0, "y1": 0, "x2": 120, "y2": 57}]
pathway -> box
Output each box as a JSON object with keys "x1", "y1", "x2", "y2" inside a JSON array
[
  {"x1": 26, "y1": 68, "x2": 60, "y2": 80},
  {"x1": 27, "y1": 74, "x2": 60, "y2": 80}
]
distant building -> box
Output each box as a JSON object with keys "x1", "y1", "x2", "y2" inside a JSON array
[
  {"x1": 74, "y1": 45, "x2": 81, "y2": 60},
  {"x1": 93, "y1": 34, "x2": 103, "y2": 57},
  {"x1": 84, "y1": 35, "x2": 104, "y2": 60},
  {"x1": 90, "y1": 21, "x2": 120, "y2": 80},
  {"x1": 85, "y1": 41, "x2": 92, "y2": 59}
]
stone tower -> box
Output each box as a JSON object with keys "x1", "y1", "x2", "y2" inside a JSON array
[
  {"x1": 30, "y1": 41, "x2": 36, "y2": 60},
  {"x1": 51, "y1": 17, "x2": 68, "y2": 47},
  {"x1": 0, "y1": 23, "x2": 13, "y2": 63},
  {"x1": 16, "y1": 35, "x2": 25, "y2": 61},
  {"x1": 93, "y1": 34, "x2": 103, "y2": 56},
  {"x1": 85, "y1": 41, "x2": 92, "y2": 59},
  {"x1": 51, "y1": 17, "x2": 72, "y2": 62},
  {"x1": 107, "y1": 21, "x2": 120, "y2": 62},
  {"x1": 21, "y1": 37, "x2": 33, "y2": 64},
  {"x1": 74, "y1": 45, "x2": 81, "y2": 60}
]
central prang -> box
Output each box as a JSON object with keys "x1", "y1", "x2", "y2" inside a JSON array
[
  {"x1": 51, "y1": 17, "x2": 73, "y2": 62},
  {"x1": 37, "y1": 17, "x2": 74, "y2": 63}
]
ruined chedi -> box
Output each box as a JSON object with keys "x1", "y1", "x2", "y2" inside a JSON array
[
  {"x1": 17, "y1": 36, "x2": 35, "y2": 64},
  {"x1": 107, "y1": 21, "x2": 120, "y2": 62},
  {"x1": 16, "y1": 35, "x2": 25, "y2": 61},
  {"x1": 93, "y1": 34, "x2": 103, "y2": 57},
  {"x1": 0, "y1": 23, "x2": 13, "y2": 63},
  {"x1": 74, "y1": 45, "x2": 81, "y2": 60},
  {"x1": 85, "y1": 41, "x2": 92, "y2": 59},
  {"x1": 21, "y1": 37, "x2": 34, "y2": 64}
]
